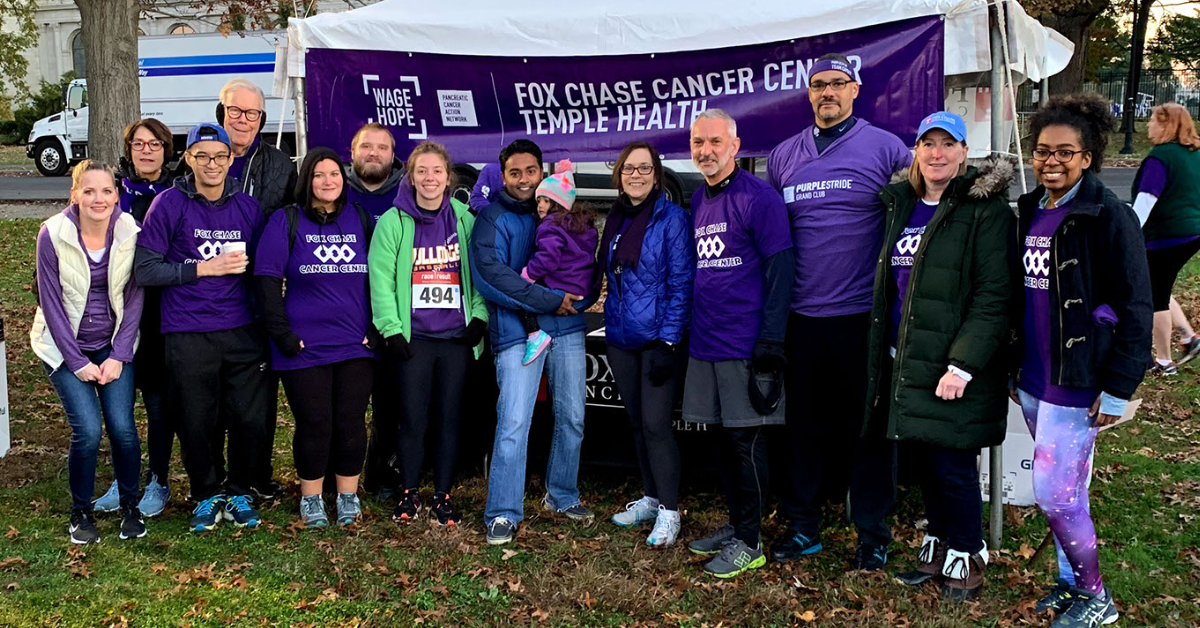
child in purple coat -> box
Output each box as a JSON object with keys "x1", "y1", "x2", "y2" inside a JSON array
[{"x1": 520, "y1": 160, "x2": 598, "y2": 364}]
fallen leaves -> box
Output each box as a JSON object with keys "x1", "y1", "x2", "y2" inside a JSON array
[{"x1": 0, "y1": 557, "x2": 27, "y2": 570}]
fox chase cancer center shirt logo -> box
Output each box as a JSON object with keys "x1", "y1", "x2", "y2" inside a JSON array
[
  {"x1": 1023, "y1": 235, "x2": 1052, "y2": 289},
  {"x1": 300, "y1": 233, "x2": 367, "y2": 275},
  {"x1": 891, "y1": 228, "x2": 924, "y2": 267},
  {"x1": 194, "y1": 229, "x2": 243, "y2": 260},
  {"x1": 695, "y1": 222, "x2": 741, "y2": 268}
]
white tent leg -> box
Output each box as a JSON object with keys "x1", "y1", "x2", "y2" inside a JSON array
[{"x1": 293, "y1": 76, "x2": 309, "y2": 159}]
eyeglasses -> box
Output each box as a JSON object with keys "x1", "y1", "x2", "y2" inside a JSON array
[
  {"x1": 809, "y1": 79, "x2": 851, "y2": 93},
  {"x1": 1032, "y1": 148, "x2": 1088, "y2": 163},
  {"x1": 189, "y1": 152, "x2": 231, "y2": 166},
  {"x1": 130, "y1": 139, "x2": 164, "y2": 152},
  {"x1": 225, "y1": 106, "x2": 264, "y2": 122},
  {"x1": 620, "y1": 164, "x2": 654, "y2": 175}
]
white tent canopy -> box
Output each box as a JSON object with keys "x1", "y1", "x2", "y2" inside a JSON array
[{"x1": 287, "y1": 0, "x2": 1072, "y2": 81}]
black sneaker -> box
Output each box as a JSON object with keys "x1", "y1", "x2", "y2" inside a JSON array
[
  {"x1": 431, "y1": 493, "x2": 460, "y2": 526},
  {"x1": 1036, "y1": 579, "x2": 1085, "y2": 614},
  {"x1": 1052, "y1": 587, "x2": 1118, "y2": 628},
  {"x1": 68, "y1": 509, "x2": 100, "y2": 545},
  {"x1": 393, "y1": 489, "x2": 421, "y2": 522},
  {"x1": 851, "y1": 542, "x2": 888, "y2": 571},
  {"x1": 1151, "y1": 361, "x2": 1179, "y2": 376},
  {"x1": 542, "y1": 494, "x2": 595, "y2": 521},
  {"x1": 688, "y1": 523, "x2": 735, "y2": 555},
  {"x1": 118, "y1": 501, "x2": 146, "y2": 540},
  {"x1": 771, "y1": 530, "x2": 823, "y2": 562},
  {"x1": 1179, "y1": 336, "x2": 1200, "y2": 365},
  {"x1": 486, "y1": 517, "x2": 516, "y2": 545},
  {"x1": 252, "y1": 479, "x2": 285, "y2": 501}
]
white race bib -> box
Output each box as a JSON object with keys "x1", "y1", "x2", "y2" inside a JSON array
[{"x1": 413, "y1": 271, "x2": 461, "y2": 309}]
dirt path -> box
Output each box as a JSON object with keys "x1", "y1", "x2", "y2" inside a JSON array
[{"x1": 0, "y1": 203, "x2": 62, "y2": 219}]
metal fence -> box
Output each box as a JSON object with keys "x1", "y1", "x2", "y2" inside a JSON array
[{"x1": 1015, "y1": 69, "x2": 1200, "y2": 119}]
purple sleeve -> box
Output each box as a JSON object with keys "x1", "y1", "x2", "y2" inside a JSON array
[
  {"x1": 523, "y1": 220, "x2": 567, "y2": 283},
  {"x1": 253, "y1": 211, "x2": 290, "y2": 279},
  {"x1": 748, "y1": 190, "x2": 792, "y2": 259},
  {"x1": 892, "y1": 136, "x2": 914, "y2": 171},
  {"x1": 36, "y1": 227, "x2": 89, "y2": 372},
  {"x1": 137, "y1": 194, "x2": 174, "y2": 255},
  {"x1": 765, "y1": 143, "x2": 783, "y2": 191},
  {"x1": 110, "y1": 266, "x2": 144, "y2": 363},
  {"x1": 470, "y1": 164, "x2": 503, "y2": 211},
  {"x1": 1137, "y1": 157, "x2": 1167, "y2": 198}
]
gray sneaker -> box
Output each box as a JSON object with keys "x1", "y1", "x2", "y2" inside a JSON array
[
  {"x1": 543, "y1": 494, "x2": 594, "y2": 521},
  {"x1": 299, "y1": 494, "x2": 328, "y2": 528},
  {"x1": 486, "y1": 517, "x2": 516, "y2": 545},
  {"x1": 335, "y1": 493, "x2": 361, "y2": 526},
  {"x1": 138, "y1": 474, "x2": 169, "y2": 518},
  {"x1": 688, "y1": 523, "x2": 735, "y2": 555},
  {"x1": 612, "y1": 496, "x2": 660, "y2": 527},
  {"x1": 93, "y1": 480, "x2": 120, "y2": 513},
  {"x1": 1052, "y1": 587, "x2": 1118, "y2": 628},
  {"x1": 703, "y1": 538, "x2": 766, "y2": 578}
]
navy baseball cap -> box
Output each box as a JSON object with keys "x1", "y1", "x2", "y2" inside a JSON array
[
  {"x1": 186, "y1": 123, "x2": 231, "y2": 149},
  {"x1": 916, "y1": 111, "x2": 967, "y2": 143}
]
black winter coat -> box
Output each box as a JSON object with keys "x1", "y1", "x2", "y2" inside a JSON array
[
  {"x1": 865, "y1": 158, "x2": 1015, "y2": 449},
  {"x1": 1012, "y1": 170, "x2": 1153, "y2": 400},
  {"x1": 238, "y1": 140, "x2": 296, "y2": 213}
]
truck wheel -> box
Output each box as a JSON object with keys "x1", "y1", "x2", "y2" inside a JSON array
[
  {"x1": 662, "y1": 176, "x2": 684, "y2": 206},
  {"x1": 34, "y1": 140, "x2": 69, "y2": 177},
  {"x1": 451, "y1": 168, "x2": 478, "y2": 207}
]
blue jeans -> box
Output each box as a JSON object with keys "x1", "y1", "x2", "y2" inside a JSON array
[
  {"x1": 44, "y1": 346, "x2": 140, "y2": 511},
  {"x1": 485, "y1": 330, "x2": 586, "y2": 526}
]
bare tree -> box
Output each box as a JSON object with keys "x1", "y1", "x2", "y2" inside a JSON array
[{"x1": 1023, "y1": 0, "x2": 1113, "y2": 94}]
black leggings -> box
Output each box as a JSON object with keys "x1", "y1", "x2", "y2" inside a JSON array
[
  {"x1": 723, "y1": 425, "x2": 769, "y2": 546},
  {"x1": 1146, "y1": 237, "x2": 1200, "y2": 311},
  {"x1": 607, "y1": 345, "x2": 682, "y2": 509},
  {"x1": 396, "y1": 338, "x2": 472, "y2": 493},
  {"x1": 280, "y1": 358, "x2": 374, "y2": 481}
]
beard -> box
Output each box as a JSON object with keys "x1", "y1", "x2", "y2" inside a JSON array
[{"x1": 354, "y1": 160, "x2": 390, "y2": 185}]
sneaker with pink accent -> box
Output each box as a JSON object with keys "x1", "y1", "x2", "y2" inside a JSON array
[{"x1": 523, "y1": 330, "x2": 552, "y2": 365}]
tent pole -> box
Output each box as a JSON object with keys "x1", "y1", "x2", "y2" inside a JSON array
[
  {"x1": 293, "y1": 76, "x2": 309, "y2": 159},
  {"x1": 988, "y1": 1, "x2": 1005, "y2": 553},
  {"x1": 1040, "y1": 77, "x2": 1050, "y2": 106}
]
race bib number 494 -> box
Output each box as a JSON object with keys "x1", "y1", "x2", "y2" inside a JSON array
[{"x1": 413, "y1": 271, "x2": 460, "y2": 309}]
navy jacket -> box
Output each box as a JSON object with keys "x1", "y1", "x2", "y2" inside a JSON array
[
  {"x1": 470, "y1": 190, "x2": 597, "y2": 352},
  {"x1": 602, "y1": 195, "x2": 694, "y2": 349}
]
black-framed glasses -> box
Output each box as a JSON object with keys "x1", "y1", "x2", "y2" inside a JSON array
[
  {"x1": 130, "y1": 139, "x2": 164, "y2": 152},
  {"x1": 226, "y1": 106, "x2": 264, "y2": 122},
  {"x1": 620, "y1": 164, "x2": 654, "y2": 175},
  {"x1": 808, "y1": 79, "x2": 851, "y2": 92},
  {"x1": 1032, "y1": 148, "x2": 1088, "y2": 163},
  {"x1": 189, "y1": 152, "x2": 231, "y2": 166}
]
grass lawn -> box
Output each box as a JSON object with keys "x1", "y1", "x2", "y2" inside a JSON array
[
  {"x1": 0, "y1": 144, "x2": 33, "y2": 168},
  {"x1": 0, "y1": 218, "x2": 1197, "y2": 627},
  {"x1": 1105, "y1": 122, "x2": 1154, "y2": 161}
]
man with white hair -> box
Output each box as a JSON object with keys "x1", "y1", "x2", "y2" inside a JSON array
[
  {"x1": 682, "y1": 109, "x2": 793, "y2": 579},
  {"x1": 218, "y1": 78, "x2": 296, "y2": 213}
]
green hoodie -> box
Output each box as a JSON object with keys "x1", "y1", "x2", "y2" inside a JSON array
[{"x1": 367, "y1": 198, "x2": 488, "y2": 358}]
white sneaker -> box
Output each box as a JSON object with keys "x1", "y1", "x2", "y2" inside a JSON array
[
  {"x1": 646, "y1": 506, "x2": 680, "y2": 547},
  {"x1": 611, "y1": 496, "x2": 660, "y2": 527}
]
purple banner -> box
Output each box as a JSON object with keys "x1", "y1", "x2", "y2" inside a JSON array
[{"x1": 304, "y1": 16, "x2": 943, "y2": 162}]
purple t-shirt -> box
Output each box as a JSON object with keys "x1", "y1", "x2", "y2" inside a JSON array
[
  {"x1": 254, "y1": 206, "x2": 375, "y2": 370},
  {"x1": 407, "y1": 204, "x2": 468, "y2": 338},
  {"x1": 227, "y1": 135, "x2": 258, "y2": 183},
  {"x1": 689, "y1": 170, "x2": 792, "y2": 361},
  {"x1": 1018, "y1": 203, "x2": 1098, "y2": 408},
  {"x1": 889, "y1": 199, "x2": 938, "y2": 348},
  {"x1": 767, "y1": 120, "x2": 913, "y2": 317},
  {"x1": 138, "y1": 186, "x2": 264, "y2": 333}
]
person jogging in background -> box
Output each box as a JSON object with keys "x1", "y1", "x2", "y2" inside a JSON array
[
  {"x1": 32, "y1": 160, "x2": 145, "y2": 544},
  {"x1": 368, "y1": 141, "x2": 488, "y2": 527},
  {"x1": 1016, "y1": 93, "x2": 1152, "y2": 628},
  {"x1": 254, "y1": 147, "x2": 378, "y2": 528},
  {"x1": 766, "y1": 52, "x2": 912, "y2": 572},
  {"x1": 683, "y1": 109, "x2": 793, "y2": 579},
  {"x1": 1130, "y1": 103, "x2": 1200, "y2": 375},
  {"x1": 135, "y1": 123, "x2": 271, "y2": 533}
]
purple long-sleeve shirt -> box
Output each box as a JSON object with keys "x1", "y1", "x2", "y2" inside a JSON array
[
  {"x1": 469, "y1": 163, "x2": 503, "y2": 212},
  {"x1": 524, "y1": 213, "x2": 598, "y2": 296},
  {"x1": 37, "y1": 206, "x2": 144, "y2": 372}
]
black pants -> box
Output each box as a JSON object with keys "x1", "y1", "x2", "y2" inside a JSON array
[
  {"x1": 723, "y1": 425, "x2": 769, "y2": 546},
  {"x1": 140, "y1": 388, "x2": 171, "y2": 482},
  {"x1": 782, "y1": 311, "x2": 896, "y2": 548},
  {"x1": 396, "y1": 338, "x2": 471, "y2": 493},
  {"x1": 364, "y1": 357, "x2": 402, "y2": 493},
  {"x1": 1146, "y1": 237, "x2": 1200, "y2": 311},
  {"x1": 279, "y1": 358, "x2": 373, "y2": 480},
  {"x1": 165, "y1": 325, "x2": 271, "y2": 501},
  {"x1": 256, "y1": 371, "x2": 280, "y2": 487},
  {"x1": 913, "y1": 443, "x2": 984, "y2": 553},
  {"x1": 607, "y1": 345, "x2": 683, "y2": 510}
]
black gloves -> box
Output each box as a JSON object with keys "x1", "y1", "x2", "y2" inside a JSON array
[
  {"x1": 385, "y1": 334, "x2": 414, "y2": 361},
  {"x1": 277, "y1": 332, "x2": 303, "y2": 358},
  {"x1": 751, "y1": 340, "x2": 786, "y2": 374},
  {"x1": 456, "y1": 318, "x2": 488, "y2": 346},
  {"x1": 365, "y1": 325, "x2": 384, "y2": 351},
  {"x1": 646, "y1": 340, "x2": 677, "y2": 386}
]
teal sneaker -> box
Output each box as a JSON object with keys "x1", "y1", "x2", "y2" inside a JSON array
[
  {"x1": 223, "y1": 494, "x2": 260, "y2": 528},
  {"x1": 523, "y1": 331, "x2": 552, "y2": 365},
  {"x1": 93, "y1": 480, "x2": 120, "y2": 513},
  {"x1": 300, "y1": 494, "x2": 328, "y2": 528},
  {"x1": 190, "y1": 495, "x2": 225, "y2": 532},
  {"x1": 138, "y1": 474, "x2": 169, "y2": 518}
]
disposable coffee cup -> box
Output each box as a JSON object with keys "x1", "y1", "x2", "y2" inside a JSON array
[{"x1": 223, "y1": 242, "x2": 247, "y2": 255}]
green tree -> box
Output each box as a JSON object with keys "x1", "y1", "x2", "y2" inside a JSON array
[
  {"x1": 0, "y1": 0, "x2": 39, "y2": 100},
  {"x1": 1023, "y1": 0, "x2": 1113, "y2": 94},
  {"x1": 1149, "y1": 11, "x2": 1200, "y2": 70},
  {"x1": 12, "y1": 73, "x2": 80, "y2": 141}
]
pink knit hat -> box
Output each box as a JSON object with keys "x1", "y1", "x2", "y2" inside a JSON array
[{"x1": 536, "y1": 159, "x2": 576, "y2": 210}]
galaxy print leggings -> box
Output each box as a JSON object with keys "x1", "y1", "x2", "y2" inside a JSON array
[{"x1": 1017, "y1": 390, "x2": 1104, "y2": 594}]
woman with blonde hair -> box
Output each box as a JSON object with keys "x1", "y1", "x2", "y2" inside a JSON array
[
  {"x1": 31, "y1": 160, "x2": 145, "y2": 544},
  {"x1": 1133, "y1": 103, "x2": 1200, "y2": 373}
]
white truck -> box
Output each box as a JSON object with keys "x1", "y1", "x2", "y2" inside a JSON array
[{"x1": 26, "y1": 30, "x2": 294, "y2": 176}]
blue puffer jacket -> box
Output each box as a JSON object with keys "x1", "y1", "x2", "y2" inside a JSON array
[
  {"x1": 470, "y1": 190, "x2": 596, "y2": 352},
  {"x1": 603, "y1": 195, "x2": 695, "y2": 349}
]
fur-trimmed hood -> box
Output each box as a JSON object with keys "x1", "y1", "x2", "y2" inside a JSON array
[{"x1": 885, "y1": 154, "x2": 1016, "y2": 200}]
